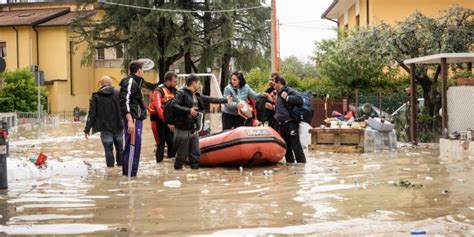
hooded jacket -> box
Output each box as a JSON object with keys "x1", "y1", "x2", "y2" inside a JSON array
[
  {"x1": 119, "y1": 74, "x2": 157, "y2": 120},
  {"x1": 84, "y1": 86, "x2": 123, "y2": 134},
  {"x1": 274, "y1": 85, "x2": 303, "y2": 123}
]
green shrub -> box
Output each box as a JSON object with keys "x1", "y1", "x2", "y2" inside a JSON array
[{"x1": 0, "y1": 68, "x2": 47, "y2": 112}]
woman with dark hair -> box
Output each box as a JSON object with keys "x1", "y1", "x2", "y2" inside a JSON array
[{"x1": 222, "y1": 72, "x2": 261, "y2": 130}]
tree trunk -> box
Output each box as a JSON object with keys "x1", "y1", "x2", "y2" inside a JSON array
[
  {"x1": 198, "y1": 3, "x2": 213, "y2": 73},
  {"x1": 158, "y1": 58, "x2": 166, "y2": 84},
  {"x1": 184, "y1": 51, "x2": 193, "y2": 74},
  {"x1": 220, "y1": 53, "x2": 231, "y2": 91}
]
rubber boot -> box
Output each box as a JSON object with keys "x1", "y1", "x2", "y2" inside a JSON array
[{"x1": 156, "y1": 145, "x2": 165, "y2": 163}]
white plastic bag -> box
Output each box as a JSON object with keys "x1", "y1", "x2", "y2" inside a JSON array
[{"x1": 299, "y1": 122, "x2": 312, "y2": 150}]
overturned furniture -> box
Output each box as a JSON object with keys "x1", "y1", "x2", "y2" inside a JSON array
[{"x1": 309, "y1": 128, "x2": 364, "y2": 153}]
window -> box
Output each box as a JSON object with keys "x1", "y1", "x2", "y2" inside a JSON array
[
  {"x1": 97, "y1": 44, "x2": 105, "y2": 60},
  {"x1": 115, "y1": 45, "x2": 124, "y2": 59},
  {"x1": 0, "y1": 42, "x2": 6, "y2": 58},
  {"x1": 356, "y1": 15, "x2": 360, "y2": 27}
]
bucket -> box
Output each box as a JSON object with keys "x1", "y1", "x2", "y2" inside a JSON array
[{"x1": 35, "y1": 152, "x2": 47, "y2": 165}]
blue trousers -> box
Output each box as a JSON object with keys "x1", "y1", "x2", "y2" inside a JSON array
[
  {"x1": 122, "y1": 119, "x2": 143, "y2": 177},
  {"x1": 100, "y1": 130, "x2": 123, "y2": 167}
]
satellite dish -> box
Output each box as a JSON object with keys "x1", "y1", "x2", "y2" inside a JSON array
[
  {"x1": 137, "y1": 58, "x2": 155, "y2": 71},
  {"x1": 0, "y1": 58, "x2": 6, "y2": 73}
]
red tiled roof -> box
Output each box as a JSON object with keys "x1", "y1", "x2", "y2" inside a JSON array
[
  {"x1": 38, "y1": 11, "x2": 95, "y2": 26},
  {"x1": 0, "y1": 8, "x2": 69, "y2": 27}
]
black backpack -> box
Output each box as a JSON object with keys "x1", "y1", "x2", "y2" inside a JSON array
[
  {"x1": 283, "y1": 90, "x2": 314, "y2": 124},
  {"x1": 293, "y1": 91, "x2": 314, "y2": 124}
]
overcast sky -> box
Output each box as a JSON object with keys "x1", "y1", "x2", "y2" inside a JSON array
[{"x1": 276, "y1": 0, "x2": 337, "y2": 61}]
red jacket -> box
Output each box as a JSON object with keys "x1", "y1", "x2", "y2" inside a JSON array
[{"x1": 147, "y1": 85, "x2": 175, "y2": 121}]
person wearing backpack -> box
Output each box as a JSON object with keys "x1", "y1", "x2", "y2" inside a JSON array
[
  {"x1": 148, "y1": 71, "x2": 178, "y2": 163},
  {"x1": 171, "y1": 74, "x2": 232, "y2": 170},
  {"x1": 267, "y1": 76, "x2": 306, "y2": 163}
]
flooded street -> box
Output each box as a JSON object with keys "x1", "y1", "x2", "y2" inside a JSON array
[{"x1": 1, "y1": 116, "x2": 473, "y2": 235}]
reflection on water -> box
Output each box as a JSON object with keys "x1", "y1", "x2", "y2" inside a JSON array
[{"x1": 1, "y1": 117, "x2": 473, "y2": 235}]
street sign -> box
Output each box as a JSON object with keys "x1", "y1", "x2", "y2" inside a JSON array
[{"x1": 137, "y1": 58, "x2": 155, "y2": 71}]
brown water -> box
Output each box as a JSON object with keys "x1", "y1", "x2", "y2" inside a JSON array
[{"x1": 1, "y1": 117, "x2": 473, "y2": 235}]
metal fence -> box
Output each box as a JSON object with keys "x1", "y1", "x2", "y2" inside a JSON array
[
  {"x1": 311, "y1": 99, "x2": 352, "y2": 127},
  {"x1": 16, "y1": 108, "x2": 88, "y2": 126},
  {"x1": 357, "y1": 92, "x2": 408, "y2": 119}
]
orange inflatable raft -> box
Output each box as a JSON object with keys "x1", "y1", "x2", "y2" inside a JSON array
[{"x1": 199, "y1": 126, "x2": 287, "y2": 167}]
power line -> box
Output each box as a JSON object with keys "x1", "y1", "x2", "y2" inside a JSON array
[{"x1": 99, "y1": 0, "x2": 267, "y2": 13}]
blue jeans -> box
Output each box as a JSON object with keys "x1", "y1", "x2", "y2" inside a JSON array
[{"x1": 100, "y1": 130, "x2": 124, "y2": 167}]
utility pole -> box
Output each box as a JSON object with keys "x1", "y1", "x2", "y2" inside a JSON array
[{"x1": 271, "y1": 0, "x2": 280, "y2": 73}]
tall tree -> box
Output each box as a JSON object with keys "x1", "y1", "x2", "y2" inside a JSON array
[
  {"x1": 314, "y1": 6, "x2": 474, "y2": 138},
  {"x1": 73, "y1": 0, "x2": 270, "y2": 84}
]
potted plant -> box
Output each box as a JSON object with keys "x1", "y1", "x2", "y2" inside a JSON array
[{"x1": 453, "y1": 70, "x2": 474, "y2": 86}]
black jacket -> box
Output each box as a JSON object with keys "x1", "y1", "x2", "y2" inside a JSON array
[
  {"x1": 119, "y1": 74, "x2": 157, "y2": 120},
  {"x1": 274, "y1": 86, "x2": 303, "y2": 123},
  {"x1": 172, "y1": 87, "x2": 227, "y2": 131},
  {"x1": 259, "y1": 86, "x2": 276, "y2": 123},
  {"x1": 84, "y1": 86, "x2": 123, "y2": 134}
]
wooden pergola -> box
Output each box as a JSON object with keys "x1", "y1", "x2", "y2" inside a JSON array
[{"x1": 403, "y1": 53, "x2": 474, "y2": 145}]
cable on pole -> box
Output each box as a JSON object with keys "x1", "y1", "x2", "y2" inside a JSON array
[{"x1": 99, "y1": 0, "x2": 267, "y2": 13}]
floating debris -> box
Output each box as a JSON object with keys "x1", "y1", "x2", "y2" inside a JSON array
[
  {"x1": 393, "y1": 180, "x2": 423, "y2": 189},
  {"x1": 186, "y1": 174, "x2": 198, "y2": 180},
  {"x1": 163, "y1": 180, "x2": 181, "y2": 188},
  {"x1": 263, "y1": 170, "x2": 274, "y2": 176},
  {"x1": 410, "y1": 229, "x2": 426, "y2": 235}
]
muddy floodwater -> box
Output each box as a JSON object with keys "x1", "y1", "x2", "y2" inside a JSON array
[{"x1": 1, "y1": 115, "x2": 473, "y2": 235}]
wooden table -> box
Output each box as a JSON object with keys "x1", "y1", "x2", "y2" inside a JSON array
[{"x1": 308, "y1": 128, "x2": 364, "y2": 153}]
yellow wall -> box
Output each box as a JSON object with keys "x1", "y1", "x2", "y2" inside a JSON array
[
  {"x1": 36, "y1": 27, "x2": 101, "y2": 112},
  {"x1": 347, "y1": 5, "x2": 357, "y2": 28},
  {"x1": 94, "y1": 67, "x2": 124, "y2": 89},
  {"x1": 37, "y1": 27, "x2": 68, "y2": 81},
  {"x1": 0, "y1": 28, "x2": 18, "y2": 70},
  {"x1": 69, "y1": 34, "x2": 95, "y2": 110},
  {"x1": 1, "y1": 2, "x2": 161, "y2": 113},
  {"x1": 338, "y1": 0, "x2": 474, "y2": 30},
  {"x1": 371, "y1": 0, "x2": 474, "y2": 26},
  {"x1": 0, "y1": 26, "x2": 38, "y2": 70},
  {"x1": 338, "y1": 15, "x2": 344, "y2": 28},
  {"x1": 359, "y1": 0, "x2": 368, "y2": 27}
]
